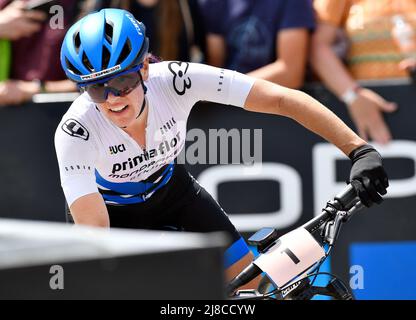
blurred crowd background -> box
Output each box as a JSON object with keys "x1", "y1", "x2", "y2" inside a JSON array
[
  {"x1": 1, "y1": 0, "x2": 416, "y2": 145},
  {"x1": 2, "y1": 1, "x2": 416, "y2": 300}
]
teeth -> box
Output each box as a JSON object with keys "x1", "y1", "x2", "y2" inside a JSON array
[{"x1": 110, "y1": 105, "x2": 127, "y2": 112}]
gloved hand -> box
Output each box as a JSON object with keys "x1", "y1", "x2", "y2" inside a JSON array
[{"x1": 349, "y1": 144, "x2": 389, "y2": 207}]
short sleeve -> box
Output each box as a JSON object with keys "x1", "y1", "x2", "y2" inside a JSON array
[
  {"x1": 162, "y1": 61, "x2": 255, "y2": 114},
  {"x1": 314, "y1": 0, "x2": 351, "y2": 27},
  {"x1": 54, "y1": 118, "x2": 99, "y2": 207},
  {"x1": 278, "y1": 0, "x2": 316, "y2": 31}
]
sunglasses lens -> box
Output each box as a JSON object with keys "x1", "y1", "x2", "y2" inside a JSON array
[
  {"x1": 108, "y1": 73, "x2": 140, "y2": 92},
  {"x1": 83, "y1": 71, "x2": 141, "y2": 103},
  {"x1": 86, "y1": 84, "x2": 107, "y2": 103}
]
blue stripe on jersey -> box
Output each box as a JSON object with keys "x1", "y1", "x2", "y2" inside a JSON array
[
  {"x1": 224, "y1": 237, "x2": 250, "y2": 269},
  {"x1": 95, "y1": 163, "x2": 174, "y2": 205},
  {"x1": 95, "y1": 163, "x2": 174, "y2": 195}
]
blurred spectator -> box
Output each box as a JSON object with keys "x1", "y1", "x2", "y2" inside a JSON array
[
  {"x1": 0, "y1": 0, "x2": 79, "y2": 107},
  {"x1": 79, "y1": 0, "x2": 205, "y2": 62},
  {"x1": 311, "y1": 0, "x2": 416, "y2": 144},
  {"x1": 198, "y1": 0, "x2": 315, "y2": 89}
]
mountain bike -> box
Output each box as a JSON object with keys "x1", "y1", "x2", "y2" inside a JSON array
[{"x1": 227, "y1": 184, "x2": 364, "y2": 300}]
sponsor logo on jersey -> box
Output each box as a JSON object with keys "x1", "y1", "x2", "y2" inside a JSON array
[
  {"x1": 110, "y1": 132, "x2": 182, "y2": 176},
  {"x1": 217, "y1": 69, "x2": 225, "y2": 92},
  {"x1": 61, "y1": 119, "x2": 89, "y2": 141},
  {"x1": 109, "y1": 144, "x2": 126, "y2": 155},
  {"x1": 80, "y1": 65, "x2": 121, "y2": 81},
  {"x1": 168, "y1": 62, "x2": 192, "y2": 95}
]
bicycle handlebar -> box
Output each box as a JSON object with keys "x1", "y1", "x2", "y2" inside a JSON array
[
  {"x1": 303, "y1": 184, "x2": 362, "y2": 238},
  {"x1": 228, "y1": 184, "x2": 366, "y2": 299}
]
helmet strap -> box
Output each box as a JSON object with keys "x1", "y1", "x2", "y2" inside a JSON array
[
  {"x1": 136, "y1": 95, "x2": 147, "y2": 119},
  {"x1": 139, "y1": 71, "x2": 147, "y2": 95},
  {"x1": 135, "y1": 71, "x2": 147, "y2": 119}
]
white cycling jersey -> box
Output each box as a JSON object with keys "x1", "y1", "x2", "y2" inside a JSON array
[{"x1": 55, "y1": 62, "x2": 255, "y2": 207}]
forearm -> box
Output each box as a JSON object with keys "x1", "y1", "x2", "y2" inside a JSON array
[
  {"x1": 43, "y1": 80, "x2": 77, "y2": 93},
  {"x1": 310, "y1": 43, "x2": 357, "y2": 97},
  {"x1": 279, "y1": 87, "x2": 366, "y2": 155},
  {"x1": 0, "y1": 17, "x2": 10, "y2": 39},
  {"x1": 244, "y1": 80, "x2": 366, "y2": 156},
  {"x1": 206, "y1": 34, "x2": 226, "y2": 67},
  {"x1": 247, "y1": 60, "x2": 305, "y2": 89},
  {"x1": 0, "y1": 29, "x2": 9, "y2": 39},
  {"x1": 69, "y1": 193, "x2": 110, "y2": 228}
]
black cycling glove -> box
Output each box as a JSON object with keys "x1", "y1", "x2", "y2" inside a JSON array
[{"x1": 349, "y1": 144, "x2": 389, "y2": 207}]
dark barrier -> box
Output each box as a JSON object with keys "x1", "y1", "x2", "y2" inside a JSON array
[
  {"x1": 0, "y1": 82, "x2": 415, "y2": 299},
  {"x1": 0, "y1": 219, "x2": 226, "y2": 299},
  {"x1": 0, "y1": 101, "x2": 70, "y2": 221}
]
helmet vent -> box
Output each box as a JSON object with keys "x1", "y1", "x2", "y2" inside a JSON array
[
  {"x1": 73, "y1": 31, "x2": 81, "y2": 54},
  {"x1": 65, "y1": 57, "x2": 81, "y2": 75},
  {"x1": 104, "y1": 20, "x2": 114, "y2": 45},
  {"x1": 102, "y1": 45, "x2": 111, "y2": 69},
  {"x1": 82, "y1": 51, "x2": 94, "y2": 72},
  {"x1": 116, "y1": 38, "x2": 132, "y2": 66}
]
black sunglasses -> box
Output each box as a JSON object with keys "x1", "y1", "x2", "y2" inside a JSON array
[{"x1": 78, "y1": 65, "x2": 143, "y2": 103}]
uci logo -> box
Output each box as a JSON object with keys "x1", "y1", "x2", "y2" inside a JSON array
[{"x1": 109, "y1": 144, "x2": 126, "y2": 155}]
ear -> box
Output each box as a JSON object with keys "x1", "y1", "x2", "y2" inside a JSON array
[{"x1": 140, "y1": 57, "x2": 150, "y2": 81}]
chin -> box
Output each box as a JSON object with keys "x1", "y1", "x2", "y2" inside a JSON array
[{"x1": 105, "y1": 107, "x2": 138, "y2": 128}]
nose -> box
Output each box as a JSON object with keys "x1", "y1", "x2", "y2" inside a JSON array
[{"x1": 106, "y1": 90, "x2": 121, "y2": 104}]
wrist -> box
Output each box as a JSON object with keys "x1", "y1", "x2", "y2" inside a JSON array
[
  {"x1": 340, "y1": 85, "x2": 362, "y2": 106},
  {"x1": 33, "y1": 79, "x2": 46, "y2": 93},
  {"x1": 348, "y1": 143, "x2": 376, "y2": 161}
]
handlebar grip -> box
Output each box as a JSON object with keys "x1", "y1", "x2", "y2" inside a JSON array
[{"x1": 334, "y1": 184, "x2": 359, "y2": 211}]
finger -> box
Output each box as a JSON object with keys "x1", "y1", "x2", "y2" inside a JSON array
[
  {"x1": 399, "y1": 58, "x2": 416, "y2": 71},
  {"x1": 351, "y1": 179, "x2": 372, "y2": 207},
  {"x1": 363, "y1": 176, "x2": 383, "y2": 205},
  {"x1": 23, "y1": 10, "x2": 48, "y2": 21},
  {"x1": 384, "y1": 175, "x2": 389, "y2": 188},
  {"x1": 8, "y1": 1, "x2": 25, "y2": 9},
  {"x1": 380, "y1": 102, "x2": 398, "y2": 113},
  {"x1": 374, "y1": 179, "x2": 387, "y2": 195},
  {"x1": 379, "y1": 167, "x2": 389, "y2": 188},
  {"x1": 16, "y1": 20, "x2": 42, "y2": 35},
  {"x1": 369, "y1": 115, "x2": 392, "y2": 145}
]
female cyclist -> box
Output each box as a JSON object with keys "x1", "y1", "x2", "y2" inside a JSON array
[{"x1": 56, "y1": 8, "x2": 389, "y2": 289}]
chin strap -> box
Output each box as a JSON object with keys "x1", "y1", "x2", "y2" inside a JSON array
[
  {"x1": 136, "y1": 96, "x2": 146, "y2": 119},
  {"x1": 135, "y1": 71, "x2": 147, "y2": 120},
  {"x1": 139, "y1": 71, "x2": 147, "y2": 95}
]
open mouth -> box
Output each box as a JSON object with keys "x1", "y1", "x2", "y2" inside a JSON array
[{"x1": 109, "y1": 105, "x2": 128, "y2": 113}]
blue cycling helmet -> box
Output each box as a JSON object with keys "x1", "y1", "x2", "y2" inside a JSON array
[{"x1": 60, "y1": 8, "x2": 149, "y2": 83}]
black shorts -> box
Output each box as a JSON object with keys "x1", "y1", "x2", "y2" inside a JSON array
[{"x1": 66, "y1": 164, "x2": 250, "y2": 268}]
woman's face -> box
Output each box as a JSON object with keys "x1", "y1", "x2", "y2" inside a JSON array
[
  {"x1": 97, "y1": 84, "x2": 145, "y2": 128},
  {"x1": 97, "y1": 59, "x2": 149, "y2": 128}
]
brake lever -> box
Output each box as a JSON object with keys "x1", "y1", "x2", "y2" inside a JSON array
[
  {"x1": 324, "y1": 211, "x2": 347, "y2": 245},
  {"x1": 324, "y1": 199, "x2": 365, "y2": 245},
  {"x1": 344, "y1": 200, "x2": 365, "y2": 222}
]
